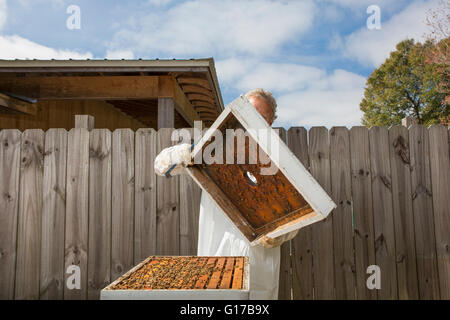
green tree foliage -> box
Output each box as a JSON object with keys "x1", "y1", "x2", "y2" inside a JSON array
[{"x1": 360, "y1": 39, "x2": 448, "y2": 127}]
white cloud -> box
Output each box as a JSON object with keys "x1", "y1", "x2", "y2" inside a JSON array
[
  {"x1": 105, "y1": 49, "x2": 134, "y2": 60},
  {"x1": 217, "y1": 59, "x2": 366, "y2": 127},
  {"x1": 313, "y1": 0, "x2": 410, "y2": 25},
  {"x1": 321, "y1": 0, "x2": 408, "y2": 12},
  {"x1": 17, "y1": 0, "x2": 65, "y2": 8},
  {"x1": 276, "y1": 69, "x2": 367, "y2": 128},
  {"x1": 110, "y1": 0, "x2": 316, "y2": 56},
  {"x1": 342, "y1": 0, "x2": 436, "y2": 67},
  {"x1": 0, "y1": 35, "x2": 93, "y2": 59},
  {"x1": 0, "y1": 0, "x2": 7, "y2": 30},
  {"x1": 216, "y1": 58, "x2": 254, "y2": 85},
  {"x1": 324, "y1": 0, "x2": 393, "y2": 7},
  {"x1": 276, "y1": 86, "x2": 365, "y2": 128},
  {"x1": 236, "y1": 63, "x2": 326, "y2": 93}
]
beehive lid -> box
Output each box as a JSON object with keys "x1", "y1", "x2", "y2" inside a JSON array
[{"x1": 187, "y1": 96, "x2": 336, "y2": 244}]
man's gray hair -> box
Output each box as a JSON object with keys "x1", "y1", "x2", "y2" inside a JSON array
[{"x1": 245, "y1": 88, "x2": 278, "y2": 121}]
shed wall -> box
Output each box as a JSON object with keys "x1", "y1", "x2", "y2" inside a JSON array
[{"x1": 0, "y1": 100, "x2": 146, "y2": 131}]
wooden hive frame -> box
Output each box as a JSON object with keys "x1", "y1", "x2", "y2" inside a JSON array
[
  {"x1": 187, "y1": 96, "x2": 337, "y2": 245},
  {"x1": 101, "y1": 256, "x2": 249, "y2": 300}
]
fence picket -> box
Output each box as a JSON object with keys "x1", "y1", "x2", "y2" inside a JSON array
[
  {"x1": 156, "y1": 128, "x2": 179, "y2": 255},
  {"x1": 309, "y1": 127, "x2": 335, "y2": 299},
  {"x1": 288, "y1": 127, "x2": 314, "y2": 300},
  {"x1": 349, "y1": 127, "x2": 376, "y2": 300},
  {"x1": 369, "y1": 126, "x2": 398, "y2": 299},
  {"x1": 276, "y1": 128, "x2": 291, "y2": 300},
  {"x1": 388, "y1": 125, "x2": 419, "y2": 299},
  {"x1": 88, "y1": 129, "x2": 112, "y2": 300},
  {"x1": 40, "y1": 129, "x2": 67, "y2": 300},
  {"x1": 134, "y1": 128, "x2": 158, "y2": 263},
  {"x1": 330, "y1": 127, "x2": 355, "y2": 299},
  {"x1": 0, "y1": 130, "x2": 21, "y2": 299},
  {"x1": 111, "y1": 129, "x2": 135, "y2": 282},
  {"x1": 178, "y1": 128, "x2": 202, "y2": 256},
  {"x1": 64, "y1": 128, "x2": 89, "y2": 300},
  {"x1": 15, "y1": 129, "x2": 44, "y2": 300},
  {"x1": 428, "y1": 125, "x2": 450, "y2": 299},
  {"x1": 179, "y1": 176, "x2": 202, "y2": 256},
  {"x1": 409, "y1": 125, "x2": 440, "y2": 299}
]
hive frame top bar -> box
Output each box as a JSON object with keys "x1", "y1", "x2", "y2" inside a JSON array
[
  {"x1": 104, "y1": 256, "x2": 249, "y2": 290},
  {"x1": 101, "y1": 256, "x2": 250, "y2": 300},
  {"x1": 188, "y1": 96, "x2": 336, "y2": 242}
]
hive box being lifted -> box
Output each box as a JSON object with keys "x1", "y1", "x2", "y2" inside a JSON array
[
  {"x1": 101, "y1": 256, "x2": 249, "y2": 300},
  {"x1": 186, "y1": 96, "x2": 336, "y2": 245}
]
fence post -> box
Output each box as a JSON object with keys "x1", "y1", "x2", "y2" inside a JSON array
[
  {"x1": 402, "y1": 117, "x2": 418, "y2": 128},
  {"x1": 75, "y1": 115, "x2": 95, "y2": 131},
  {"x1": 158, "y1": 98, "x2": 175, "y2": 129}
]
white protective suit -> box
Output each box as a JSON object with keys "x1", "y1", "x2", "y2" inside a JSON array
[
  {"x1": 197, "y1": 191, "x2": 280, "y2": 299},
  {"x1": 154, "y1": 144, "x2": 297, "y2": 300}
]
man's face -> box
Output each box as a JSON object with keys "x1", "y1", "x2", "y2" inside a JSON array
[{"x1": 248, "y1": 95, "x2": 274, "y2": 126}]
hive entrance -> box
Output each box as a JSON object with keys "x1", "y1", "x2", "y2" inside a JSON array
[{"x1": 244, "y1": 171, "x2": 258, "y2": 186}]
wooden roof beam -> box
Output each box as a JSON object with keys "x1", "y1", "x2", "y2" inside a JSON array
[
  {"x1": 195, "y1": 106, "x2": 218, "y2": 113},
  {"x1": 188, "y1": 94, "x2": 216, "y2": 105},
  {"x1": 177, "y1": 77, "x2": 210, "y2": 89},
  {"x1": 171, "y1": 77, "x2": 200, "y2": 126},
  {"x1": 0, "y1": 93, "x2": 37, "y2": 115},
  {"x1": 0, "y1": 75, "x2": 201, "y2": 125},
  {"x1": 181, "y1": 84, "x2": 213, "y2": 96},
  {"x1": 197, "y1": 109, "x2": 219, "y2": 117},
  {"x1": 0, "y1": 76, "x2": 163, "y2": 100}
]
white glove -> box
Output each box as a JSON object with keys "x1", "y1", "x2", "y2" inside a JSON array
[{"x1": 154, "y1": 143, "x2": 192, "y2": 177}]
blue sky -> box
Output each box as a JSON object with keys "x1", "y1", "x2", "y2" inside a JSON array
[{"x1": 0, "y1": 0, "x2": 439, "y2": 127}]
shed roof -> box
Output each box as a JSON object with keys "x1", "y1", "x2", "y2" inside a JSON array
[{"x1": 0, "y1": 58, "x2": 224, "y2": 127}]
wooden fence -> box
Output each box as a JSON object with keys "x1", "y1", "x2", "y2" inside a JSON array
[{"x1": 0, "y1": 125, "x2": 448, "y2": 300}]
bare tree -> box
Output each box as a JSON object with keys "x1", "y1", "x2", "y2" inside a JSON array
[
  {"x1": 425, "y1": 0, "x2": 449, "y2": 41},
  {"x1": 424, "y1": 0, "x2": 449, "y2": 124}
]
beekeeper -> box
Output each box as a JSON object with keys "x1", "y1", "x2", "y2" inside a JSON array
[{"x1": 154, "y1": 89, "x2": 298, "y2": 299}]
